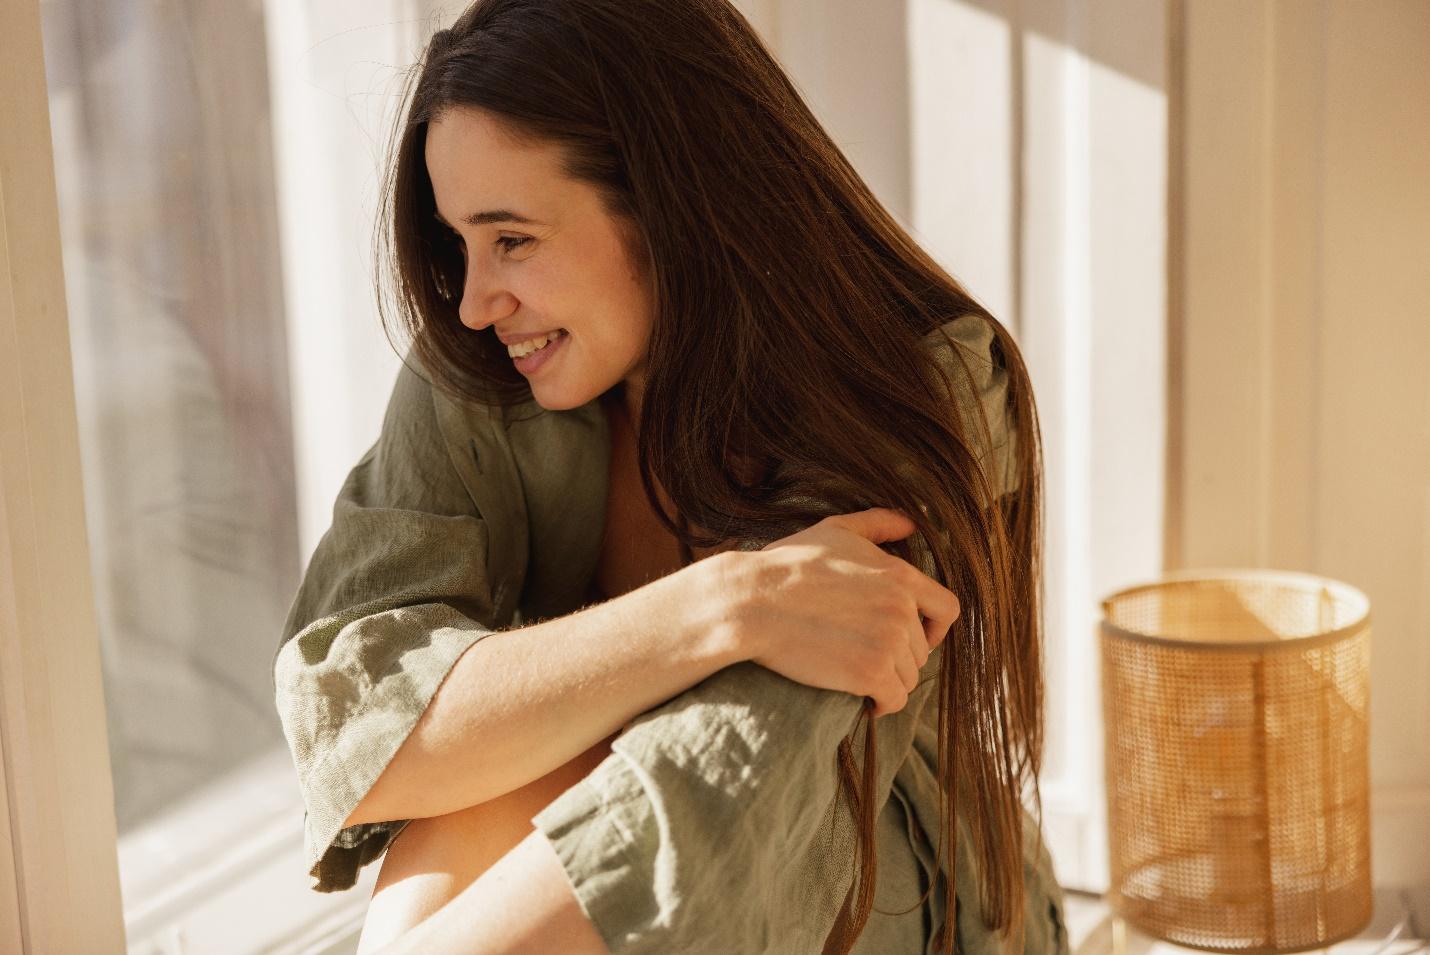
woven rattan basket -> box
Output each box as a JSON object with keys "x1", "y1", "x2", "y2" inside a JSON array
[{"x1": 1099, "y1": 568, "x2": 1373, "y2": 953}]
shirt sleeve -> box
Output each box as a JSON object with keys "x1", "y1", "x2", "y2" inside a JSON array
[
  {"x1": 531, "y1": 311, "x2": 1022, "y2": 953},
  {"x1": 925, "y1": 311, "x2": 1019, "y2": 506},
  {"x1": 271, "y1": 356, "x2": 509, "y2": 893}
]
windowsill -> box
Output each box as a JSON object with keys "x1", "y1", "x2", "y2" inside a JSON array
[
  {"x1": 117, "y1": 744, "x2": 375, "y2": 953},
  {"x1": 1062, "y1": 887, "x2": 1429, "y2": 955}
]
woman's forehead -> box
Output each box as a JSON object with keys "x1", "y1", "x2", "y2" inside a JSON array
[
  {"x1": 425, "y1": 110, "x2": 575, "y2": 220},
  {"x1": 426, "y1": 108, "x2": 549, "y2": 177}
]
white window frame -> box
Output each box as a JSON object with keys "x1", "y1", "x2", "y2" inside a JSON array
[{"x1": 2, "y1": 3, "x2": 128, "y2": 950}]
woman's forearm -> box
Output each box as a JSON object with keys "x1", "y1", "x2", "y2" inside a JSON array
[
  {"x1": 346, "y1": 553, "x2": 747, "y2": 827},
  {"x1": 375, "y1": 829, "x2": 609, "y2": 955}
]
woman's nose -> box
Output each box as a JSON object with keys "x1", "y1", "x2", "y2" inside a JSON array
[{"x1": 457, "y1": 263, "x2": 517, "y2": 332}]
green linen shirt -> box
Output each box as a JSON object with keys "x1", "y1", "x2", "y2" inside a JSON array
[{"x1": 271, "y1": 312, "x2": 1070, "y2": 954}]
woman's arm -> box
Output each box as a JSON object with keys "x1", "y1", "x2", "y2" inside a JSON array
[
  {"x1": 342, "y1": 553, "x2": 744, "y2": 828},
  {"x1": 373, "y1": 829, "x2": 609, "y2": 955}
]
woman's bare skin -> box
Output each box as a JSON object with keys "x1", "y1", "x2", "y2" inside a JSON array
[
  {"x1": 355, "y1": 725, "x2": 620, "y2": 953},
  {"x1": 592, "y1": 387, "x2": 733, "y2": 600}
]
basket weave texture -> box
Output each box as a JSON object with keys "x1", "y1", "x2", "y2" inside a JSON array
[{"x1": 1100, "y1": 569, "x2": 1373, "y2": 953}]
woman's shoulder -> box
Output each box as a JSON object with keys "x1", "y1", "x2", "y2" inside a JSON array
[
  {"x1": 388, "y1": 352, "x2": 603, "y2": 500},
  {"x1": 920, "y1": 311, "x2": 1002, "y2": 377},
  {"x1": 402, "y1": 361, "x2": 610, "y2": 620},
  {"x1": 397, "y1": 351, "x2": 607, "y2": 463},
  {"x1": 919, "y1": 311, "x2": 1018, "y2": 497}
]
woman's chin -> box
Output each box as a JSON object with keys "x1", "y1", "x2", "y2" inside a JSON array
[
  {"x1": 527, "y1": 386, "x2": 592, "y2": 412},
  {"x1": 527, "y1": 376, "x2": 615, "y2": 412}
]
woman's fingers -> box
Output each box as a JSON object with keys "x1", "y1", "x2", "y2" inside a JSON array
[
  {"x1": 822, "y1": 507, "x2": 917, "y2": 546},
  {"x1": 871, "y1": 679, "x2": 910, "y2": 719},
  {"x1": 912, "y1": 615, "x2": 933, "y2": 668},
  {"x1": 907, "y1": 564, "x2": 959, "y2": 650},
  {"x1": 893, "y1": 646, "x2": 919, "y2": 693}
]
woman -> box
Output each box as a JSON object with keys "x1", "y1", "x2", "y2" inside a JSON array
[{"x1": 271, "y1": 0, "x2": 1064, "y2": 952}]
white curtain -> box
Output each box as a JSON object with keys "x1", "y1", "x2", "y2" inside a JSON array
[{"x1": 40, "y1": 0, "x2": 422, "y2": 949}]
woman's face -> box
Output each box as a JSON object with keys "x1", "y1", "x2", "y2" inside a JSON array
[{"x1": 424, "y1": 106, "x2": 654, "y2": 412}]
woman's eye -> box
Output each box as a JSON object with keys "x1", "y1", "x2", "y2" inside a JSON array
[{"x1": 434, "y1": 220, "x2": 527, "y2": 255}]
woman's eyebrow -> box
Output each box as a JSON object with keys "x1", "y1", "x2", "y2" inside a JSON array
[{"x1": 434, "y1": 208, "x2": 540, "y2": 227}]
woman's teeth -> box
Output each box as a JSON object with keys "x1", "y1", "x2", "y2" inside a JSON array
[{"x1": 507, "y1": 329, "x2": 567, "y2": 358}]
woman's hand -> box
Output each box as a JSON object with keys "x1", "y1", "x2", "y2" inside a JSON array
[{"x1": 715, "y1": 507, "x2": 960, "y2": 718}]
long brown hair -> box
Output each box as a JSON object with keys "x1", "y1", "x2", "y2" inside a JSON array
[{"x1": 374, "y1": 1, "x2": 1046, "y2": 951}]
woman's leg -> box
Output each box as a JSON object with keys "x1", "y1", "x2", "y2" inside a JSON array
[{"x1": 355, "y1": 730, "x2": 619, "y2": 954}]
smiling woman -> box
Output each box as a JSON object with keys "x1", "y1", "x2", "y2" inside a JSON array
[
  {"x1": 416, "y1": 104, "x2": 658, "y2": 423},
  {"x1": 270, "y1": 0, "x2": 1067, "y2": 953}
]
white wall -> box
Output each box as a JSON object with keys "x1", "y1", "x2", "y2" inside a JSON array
[{"x1": 1177, "y1": 0, "x2": 1430, "y2": 891}]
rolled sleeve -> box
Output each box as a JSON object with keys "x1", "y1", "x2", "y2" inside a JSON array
[{"x1": 272, "y1": 357, "x2": 513, "y2": 893}]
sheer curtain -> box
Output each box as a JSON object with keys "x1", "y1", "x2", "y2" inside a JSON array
[
  {"x1": 39, "y1": 0, "x2": 421, "y2": 950},
  {"x1": 42, "y1": 0, "x2": 297, "y2": 835}
]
